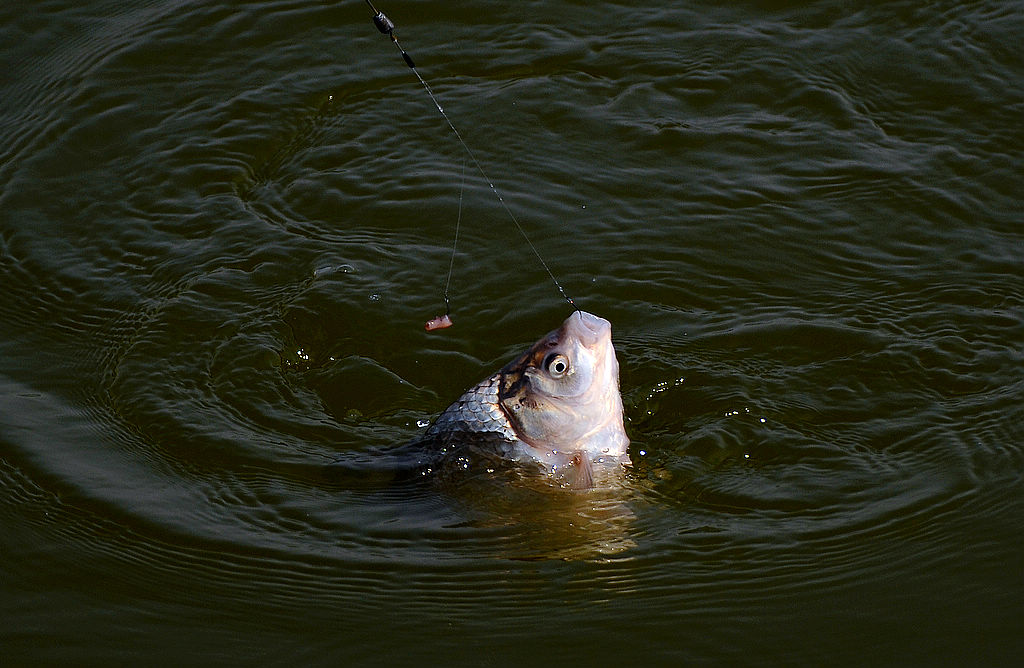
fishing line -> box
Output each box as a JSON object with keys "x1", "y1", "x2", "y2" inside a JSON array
[
  {"x1": 441, "y1": 157, "x2": 465, "y2": 318},
  {"x1": 363, "y1": 1, "x2": 579, "y2": 324}
]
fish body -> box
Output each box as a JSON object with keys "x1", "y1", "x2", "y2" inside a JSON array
[{"x1": 423, "y1": 310, "x2": 629, "y2": 487}]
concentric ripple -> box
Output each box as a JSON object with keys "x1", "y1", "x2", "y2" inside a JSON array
[{"x1": 1, "y1": 0, "x2": 1022, "y2": 665}]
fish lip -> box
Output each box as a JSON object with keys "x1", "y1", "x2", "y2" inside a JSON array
[{"x1": 566, "y1": 310, "x2": 610, "y2": 346}]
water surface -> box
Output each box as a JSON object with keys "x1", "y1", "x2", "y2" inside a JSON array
[{"x1": 1, "y1": 0, "x2": 1022, "y2": 665}]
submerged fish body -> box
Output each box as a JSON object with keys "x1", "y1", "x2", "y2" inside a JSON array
[{"x1": 423, "y1": 311, "x2": 629, "y2": 488}]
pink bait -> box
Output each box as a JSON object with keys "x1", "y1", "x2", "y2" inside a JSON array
[{"x1": 425, "y1": 314, "x2": 453, "y2": 331}]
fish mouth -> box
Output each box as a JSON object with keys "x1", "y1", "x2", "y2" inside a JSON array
[{"x1": 565, "y1": 310, "x2": 611, "y2": 347}]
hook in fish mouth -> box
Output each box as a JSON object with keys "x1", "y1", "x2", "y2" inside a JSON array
[{"x1": 564, "y1": 310, "x2": 611, "y2": 348}]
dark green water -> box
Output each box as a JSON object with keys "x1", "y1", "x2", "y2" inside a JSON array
[{"x1": 2, "y1": 0, "x2": 1022, "y2": 665}]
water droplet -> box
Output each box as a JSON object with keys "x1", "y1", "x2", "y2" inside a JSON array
[{"x1": 368, "y1": 293, "x2": 381, "y2": 302}]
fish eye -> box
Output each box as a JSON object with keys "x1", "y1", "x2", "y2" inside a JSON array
[{"x1": 544, "y1": 353, "x2": 570, "y2": 378}]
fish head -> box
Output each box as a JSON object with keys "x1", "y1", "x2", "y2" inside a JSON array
[{"x1": 498, "y1": 311, "x2": 629, "y2": 460}]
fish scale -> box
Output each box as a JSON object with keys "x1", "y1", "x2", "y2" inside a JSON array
[{"x1": 424, "y1": 373, "x2": 518, "y2": 443}]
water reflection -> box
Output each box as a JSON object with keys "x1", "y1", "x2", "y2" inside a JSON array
[{"x1": 435, "y1": 458, "x2": 640, "y2": 560}]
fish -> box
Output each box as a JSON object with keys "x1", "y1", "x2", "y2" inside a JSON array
[{"x1": 421, "y1": 310, "x2": 630, "y2": 488}]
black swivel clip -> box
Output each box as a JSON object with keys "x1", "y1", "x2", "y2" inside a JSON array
[{"x1": 365, "y1": 0, "x2": 415, "y2": 68}]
